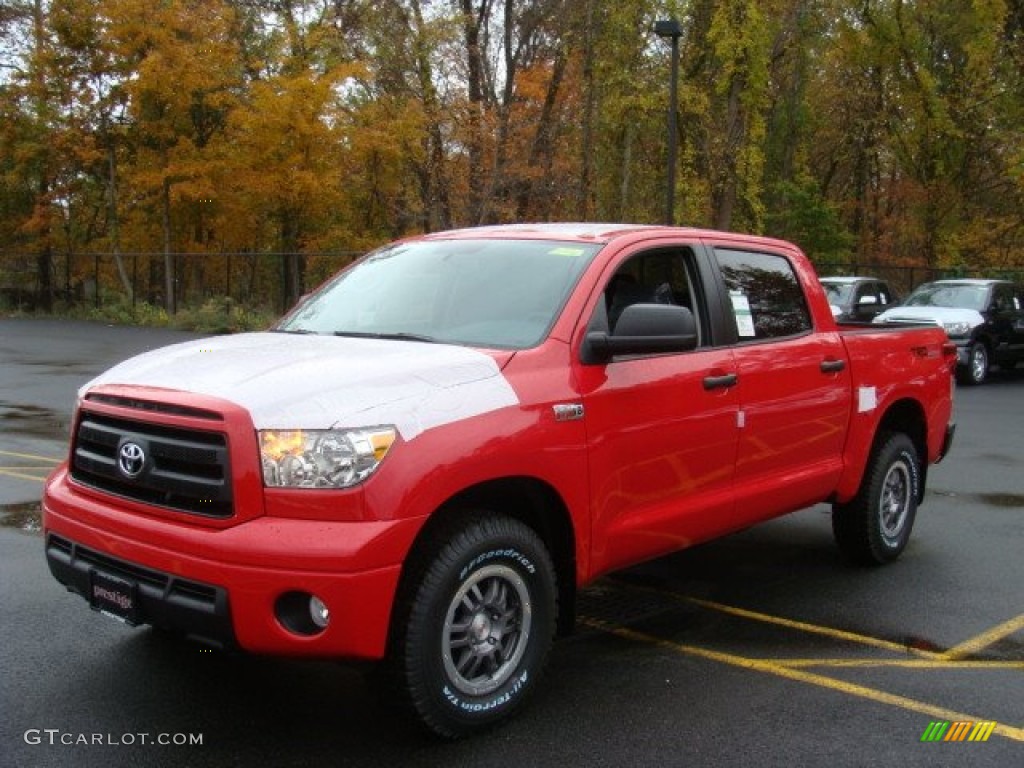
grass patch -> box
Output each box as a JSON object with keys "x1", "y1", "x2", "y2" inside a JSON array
[{"x1": 14, "y1": 296, "x2": 278, "y2": 334}]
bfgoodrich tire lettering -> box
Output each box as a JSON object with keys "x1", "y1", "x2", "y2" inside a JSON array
[
  {"x1": 832, "y1": 432, "x2": 920, "y2": 565},
  {"x1": 392, "y1": 514, "x2": 557, "y2": 738}
]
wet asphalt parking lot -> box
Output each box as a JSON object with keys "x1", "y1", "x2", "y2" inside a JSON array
[{"x1": 1, "y1": 317, "x2": 1022, "y2": 767}]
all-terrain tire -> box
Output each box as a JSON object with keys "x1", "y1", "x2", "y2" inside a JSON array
[
  {"x1": 389, "y1": 513, "x2": 557, "y2": 738},
  {"x1": 832, "y1": 432, "x2": 920, "y2": 565}
]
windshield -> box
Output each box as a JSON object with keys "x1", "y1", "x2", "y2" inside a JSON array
[
  {"x1": 822, "y1": 282, "x2": 854, "y2": 304},
  {"x1": 277, "y1": 238, "x2": 601, "y2": 349},
  {"x1": 903, "y1": 283, "x2": 988, "y2": 311}
]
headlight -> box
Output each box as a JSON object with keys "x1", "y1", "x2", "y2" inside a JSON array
[
  {"x1": 942, "y1": 321, "x2": 972, "y2": 337},
  {"x1": 259, "y1": 427, "x2": 396, "y2": 488}
]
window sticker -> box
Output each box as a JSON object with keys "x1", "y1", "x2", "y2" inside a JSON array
[
  {"x1": 548, "y1": 247, "x2": 586, "y2": 257},
  {"x1": 730, "y1": 291, "x2": 755, "y2": 337}
]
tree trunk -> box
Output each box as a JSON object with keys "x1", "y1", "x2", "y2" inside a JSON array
[
  {"x1": 577, "y1": 0, "x2": 597, "y2": 221},
  {"x1": 713, "y1": 74, "x2": 743, "y2": 231},
  {"x1": 32, "y1": 0, "x2": 53, "y2": 312},
  {"x1": 460, "y1": 0, "x2": 487, "y2": 224},
  {"x1": 162, "y1": 177, "x2": 175, "y2": 314},
  {"x1": 411, "y1": 0, "x2": 451, "y2": 231},
  {"x1": 106, "y1": 135, "x2": 133, "y2": 299}
]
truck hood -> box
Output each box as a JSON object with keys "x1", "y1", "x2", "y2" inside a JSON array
[
  {"x1": 82, "y1": 333, "x2": 520, "y2": 440},
  {"x1": 874, "y1": 306, "x2": 983, "y2": 328}
]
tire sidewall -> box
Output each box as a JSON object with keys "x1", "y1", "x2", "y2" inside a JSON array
[
  {"x1": 872, "y1": 438, "x2": 920, "y2": 557},
  {"x1": 968, "y1": 342, "x2": 988, "y2": 385},
  {"x1": 408, "y1": 521, "x2": 556, "y2": 734}
]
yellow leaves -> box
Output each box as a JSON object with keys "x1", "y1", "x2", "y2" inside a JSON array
[{"x1": 6, "y1": 0, "x2": 1022, "y2": 275}]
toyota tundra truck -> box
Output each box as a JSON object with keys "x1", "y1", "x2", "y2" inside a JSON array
[{"x1": 43, "y1": 223, "x2": 956, "y2": 737}]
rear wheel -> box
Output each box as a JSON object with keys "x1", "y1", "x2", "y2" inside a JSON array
[
  {"x1": 833, "y1": 432, "x2": 920, "y2": 565},
  {"x1": 389, "y1": 514, "x2": 557, "y2": 738}
]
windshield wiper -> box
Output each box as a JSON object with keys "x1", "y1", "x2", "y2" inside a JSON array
[
  {"x1": 270, "y1": 328, "x2": 317, "y2": 335},
  {"x1": 333, "y1": 331, "x2": 439, "y2": 343}
]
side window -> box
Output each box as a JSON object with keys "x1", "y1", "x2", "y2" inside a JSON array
[
  {"x1": 601, "y1": 248, "x2": 702, "y2": 345},
  {"x1": 714, "y1": 248, "x2": 812, "y2": 340},
  {"x1": 993, "y1": 285, "x2": 1015, "y2": 312}
]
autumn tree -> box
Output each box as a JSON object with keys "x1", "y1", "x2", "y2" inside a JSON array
[{"x1": 3, "y1": 0, "x2": 1022, "y2": 314}]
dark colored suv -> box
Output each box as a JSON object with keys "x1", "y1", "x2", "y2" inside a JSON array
[{"x1": 875, "y1": 279, "x2": 1024, "y2": 385}]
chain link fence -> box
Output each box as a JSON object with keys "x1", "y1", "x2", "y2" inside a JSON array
[
  {"x1": 0, "y1": 251, "x2": 362, "y2": 317},
  {"x1": 2, "y1": 250, "x2": 1022, "y2": 318}
]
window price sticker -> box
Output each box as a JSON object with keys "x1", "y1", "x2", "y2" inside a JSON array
[{"x1": 730, "y1": 291, "x2": 755, "y2": 337}]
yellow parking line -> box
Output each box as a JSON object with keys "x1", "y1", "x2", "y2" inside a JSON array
[
  {"x1": 581, "y1": 617, "x2": 1024, "y2": 743},
  {"x1": 942, "y1": 614, "x2": 1024, "y2": 661},
  {"x1": 683, "y1": 595, "x2": 943, "y2": 656},
  {"x1": 768, "y1": 658, "x2": 1024, "y2": 670},
  {"x1": 0, "y1": 467, "x2": 48, "y2": 482},
  {"x1": 614, "y1": 582, "x2": 943, "y2": 658},
  {"x1": 0, "y1": 449, "x2": 62, "y2": 463}
]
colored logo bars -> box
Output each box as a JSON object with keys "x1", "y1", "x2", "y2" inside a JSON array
[{"x1": 921, "y1": 721, "x2": 996, "y2": 742}]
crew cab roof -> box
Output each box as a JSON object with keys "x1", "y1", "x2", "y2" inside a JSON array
[{"x1": 414, "y1": 222, "x2": 801, "y2": 250}]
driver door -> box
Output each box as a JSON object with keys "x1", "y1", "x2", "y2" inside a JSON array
[{"x1": 576, "y1": 245, "x2": 740, "y2": 576}]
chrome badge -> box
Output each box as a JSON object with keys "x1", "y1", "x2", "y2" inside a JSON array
[
  {"x1": 117, "y1": 441, "x2": 146, "y2": 479},
  {"x1": 552, "y1": 403, "x2": 585, "y2": 422}
]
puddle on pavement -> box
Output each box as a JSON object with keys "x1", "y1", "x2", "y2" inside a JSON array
[
  {"x1": 979, "y1": 636, "x2": 1024, "y2": 662},
  {"x1": 976, "y1": 493, "x2": 1024, "y2": 509},
  {"x1": 0, "y1": 502, "x2": 42, "y2": 534},
  {"x1": 900, "y1": 635, "x2": 945, "y2": 654},
  {"x1": 8, "y1": 357, "x2": 98, "y2": 374},
  {"x1": 0, "y1": 402, "x2": 69, "y2": 438}
]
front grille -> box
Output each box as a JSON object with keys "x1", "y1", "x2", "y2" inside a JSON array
[
  {"x1": 84, "y1": 393, "x2": 224, "y2": 421},
  {"x1": 71, "y1": 411, "x2": 233, "y2": 518}
]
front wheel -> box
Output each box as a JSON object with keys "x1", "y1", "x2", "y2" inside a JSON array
[
  {"x1": 390, "y1": 514, "x2": 557, "y2": 738},
  {"x1": 958, "y1": 341, "x2": 989, "y2": 385},
  {"x1": 832, "y1": 432, "x2": 920, "y2": 565}
]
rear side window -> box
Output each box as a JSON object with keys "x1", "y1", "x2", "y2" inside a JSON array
[{"x1": 715, "y1": 249, "x2": 812, "y2": 340}]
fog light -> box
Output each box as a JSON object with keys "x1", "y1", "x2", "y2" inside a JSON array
[
  {"x1": 274, "y1": 591, "x2": 329, "y2": 636},
  {"x1": 310, "y1": 596, "x2": 330, "y2": 629}
]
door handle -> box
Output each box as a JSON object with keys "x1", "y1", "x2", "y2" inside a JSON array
[
  {"x1": 703, "y1": 373, "x2": 738, "y2": 390},
  {"x1": 820, "y1": 359, "x2": 846, "y2": 374}
]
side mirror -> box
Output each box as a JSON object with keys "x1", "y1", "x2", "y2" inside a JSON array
[{"x1": 583, "y1": 304, "x2": 698, "y2": 364}]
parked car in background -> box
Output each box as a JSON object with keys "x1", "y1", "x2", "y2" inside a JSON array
[
  {"x1": 820, "y1": 276, "x2": 897, "y2": 323},
  {"x1": 874, "y1": 278, "x2": 1024, "y2": 385}
]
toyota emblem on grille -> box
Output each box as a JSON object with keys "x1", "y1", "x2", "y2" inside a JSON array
[{"x1": 118, "y1": 442, "x2": 146, "y2": 479}]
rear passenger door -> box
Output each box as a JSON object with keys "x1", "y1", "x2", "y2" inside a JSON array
[{"x1": 710, "y1": 245, "x2": 852, "y2": 525}]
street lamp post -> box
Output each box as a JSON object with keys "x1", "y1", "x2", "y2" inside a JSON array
[{"x1": 654, "y1": 19, "x2": 682, "y2": 227}]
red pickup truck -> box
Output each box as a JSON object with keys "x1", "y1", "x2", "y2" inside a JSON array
[{"x1": 43, "y1": 224, "x2": 956, "y2": 737}]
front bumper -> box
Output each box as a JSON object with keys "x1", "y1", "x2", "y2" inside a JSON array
[
  {"x1": 46, "y1": 533, "x2": 236, "y2": 648},
  {"x1": 43, "y1": 467, "x2": 414, "y2": 660}
]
